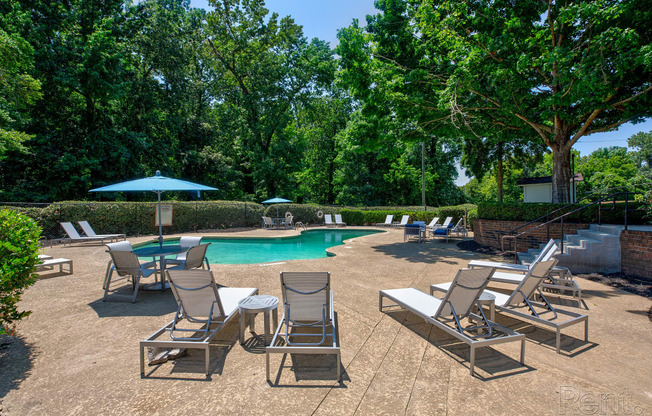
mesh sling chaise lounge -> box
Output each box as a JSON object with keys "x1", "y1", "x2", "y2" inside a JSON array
[
  {"x1": 36, "y1": 257, "x2": 73, "y2": 274},
  {"x1": 140, "y1": 269, "x2": 258, "y2": 377},
  {"x1": 266, "y1": 271, "x2": 341, "y2": 382},
  {"x1": 380, "y1": 268, "x2": 526, "y2": 376},
  {"x1": 392, "y1": 215, "x2": 410, "y2": 228},
  {"x1": 78, "y1": 221, "x2": 126, "y2": 242},
  {"x1": 334, "y1": 214, "x2": 346, "y2": 227},
  {"x1": 432, "y1": 258, "x2": 588, "y2": 354},
  {"x1": 426, "y1": 217, "x2": 440, "y2": 230},
  {"x1": 166, "y1": 237, "x2": 210, "y2": 269},
  {"x1": 375, "y1": 215, "x2": 393, "y2": 227},
  {"x1": 467, "y1": 240, "x2": 583, "y2": 304},
  {"x1": 324, "y1": 214, "x2": 336, "y2": 227},
  {"x1": 61, "y1": 222, "x2": 116, "y2": 245}
]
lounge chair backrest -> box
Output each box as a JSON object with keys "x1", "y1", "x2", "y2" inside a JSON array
[
  {"x1": 179, "y1": 236, "x2": 202, "y2": 249},
  {"x1": 528, "y1": 239, "x2": 556, "y2": 270},
  {"x1": 413, "y1": 221, "x2": 425, "y2": 229},
  {"x1": 399, "y1": 215, "x2": 409, "y2": 225},
  {"x1": 335, "y1": 214, "x2": 344, "y2": 223},
  {"x1": 166, "y1": 270, "x2": 225, "y2": 319},
  {"x1": 106, "y1": 241, "x2": 133, "y2": 251},
  {"x1": 325, "y1": 214, "x2": 334, "y2": 224},
  {"x1": 78, "y1": 221, "x2": 97, "y2": 237},
  {"x1": 428, "y1": 217, "x2": 439, "y2": 227},
  {"x1": 183, "y1": 243, "x2": 210, "y2": 269},
  {"x1": 384, "y1": 215, "x2": 393, "y2": 224},
  {"x1": 441, "y1": 217, "x2": 453, "y2": 228},
  {"x1": 451, "y1": 218, "x2": 463, "y2": 230},
  {"x1": 280, "y1": 271, "x2": 330, "y2": 322},
  {"x1": 435, "y1": 268, "x2": 494, "y2": 319},
  {"x1": 505, "y1": 258, "x2": 558, "y2": 306},
  {"x1": 60, "y1": 222, "x2": 82, "y2": 239},
  {"x1": 107, "y1": 250, "x2": 144, "y2": 277}
]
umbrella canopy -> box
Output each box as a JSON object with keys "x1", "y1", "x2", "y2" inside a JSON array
[
  {"x1": 261, "y1": 197, "x2": 292, "y2": 218},
  {"x1": 89, "y1": 171, "x2": 218, "y2": 247}
]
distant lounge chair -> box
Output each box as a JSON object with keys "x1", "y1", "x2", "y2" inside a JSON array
[
  {"x1": 375, "y1": 215, "x2": 393, "y2": 227},
  {"x1": 262, "y1": 216, "x2": 273, "y2": 229},
  {"x1": 404, "y1": 223, "x2": 424, "y2": 243},
  {"x1": 380, "y1": 268, "x2": 526, "y2": 375},
  {"x1": 324, "y1": 214, "x2": 336, "y2": 227},
  {"x1": 140, "y1": 269, "x2": 258, "y2": 377},
  {"x1": 392, "y1": 215, "x2": 410, "y2": 228},
  {"x1": 61, "y1": 222, "x2": 117, "y2": 245},
  {"x1": 432, "y1": 258, "x2": 588, "y2": 354},
  {"x1": 426, "y1": 217, "x2": 440, "y2": 230},
  {"x1": 37, "y1": 257, "x2": 73, "y2": 274},
  {"x1": 78, "y1": 221, "x2": 125, "y2": 242},
  {"x1": 334, "y1": 214, "x2": 346, "y2": 227},
  {"x1": 285, "y1": 213, "x2": 294, "y2": 229},
  {"x1": 267, "y1": 271, "x2": 341, "y2": 381}
]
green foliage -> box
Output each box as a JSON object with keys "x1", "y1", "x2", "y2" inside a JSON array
[
  {"x1": 4, "y1": 201, "x2": 265, "y2": 239},
  {"x1": 0, "y1": 209, "x2": 41, "y2": 334},
  {"x1": 478, "y1": 202, "x2": 649, "y2": 225},
  {"x1": 576, "y1": 147, "x2": 638, "y2": 196},
  {"x1": 339, "y1": 209, "x2": 365, "y2": 226}
]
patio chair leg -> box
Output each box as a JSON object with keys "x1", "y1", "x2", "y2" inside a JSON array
[
  {"x1": 131, "y1": 273, "x2": 141, "y2": 303},
  {"x1": 139, "y1": 343, "x2": 145, "y2": 377},
  {"x1": 584, "y1": 320, "x2": 589, "y2": 342},
  {"x1": 469, "y1": 346, "x2": 475, "y2": 376},
  {"x1": 520, "y1": 339, "x2": 526, "y2": 364},
  {"x1": 266, "y1": 351, "x2": 270, "y2": 381},
  {"x1": 556, "y1": 329, "x2": 561, "y2": 354},
  {"x1": 337, "y1": 351, "x2": 341, "y2": 382},
  {"x1": 205, "y1": 347, "x2": 210, "y2": 376}
]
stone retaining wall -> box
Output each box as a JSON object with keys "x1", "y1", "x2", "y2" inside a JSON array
[
  {"x1": 620, "y1": 230, "x2": 652, "y2": 278},
  {"x1": 473, "y1": 219, "x2": 590, "y2": 251}
]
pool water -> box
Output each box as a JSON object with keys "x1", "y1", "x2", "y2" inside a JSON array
[{"x1": 138, "y1": 229, "x2": 383, "y2": 265}]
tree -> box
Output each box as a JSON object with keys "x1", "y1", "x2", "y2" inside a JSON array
[
  {"x1": 415, "y1": 0, "x2": 652, "y2": 202},
  {"x1": 0, "y1": 1, "x2": 41, "y2": 160},
  {"x1": 575, "y1": 147, "x2": 638, "y2": 196},
  {"x1": 339, "y1": 0, "x2": 652, "y2": 203},
  {"x1": 204, "y1": 0, "x2": 336, "y2": 199},
  {"x1": 628, "y1": 131, "x2": 652, "y2": 170}
]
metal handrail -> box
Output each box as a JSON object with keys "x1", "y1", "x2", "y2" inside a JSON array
[
  {"x1": 504, "y1": 183, "x2": 650, "y2": 237},
  {"x1": 501, "y1": 189, "x2": 643, "y2": 261}
]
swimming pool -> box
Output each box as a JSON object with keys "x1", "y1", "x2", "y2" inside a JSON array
[{"x1": 137, "y1": 229, "x2": 383, "y2": 265}]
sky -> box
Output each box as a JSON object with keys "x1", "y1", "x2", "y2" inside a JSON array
[{"x1": 190, "y1": 0, "x2": 652, "y2": 185}]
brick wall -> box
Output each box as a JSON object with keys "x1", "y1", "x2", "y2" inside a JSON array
[
  {"x1": 473, "y1": 219, "x2": 591, "y2": 251},
  {"x1": 620, "y1": 230, "x2": 652, "y2": 278}
]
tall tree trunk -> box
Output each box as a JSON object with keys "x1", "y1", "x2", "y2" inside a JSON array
[
  {"x1": 496, "y1": 142, "x2": 504, "y2": 202},
  {"x1": 550, "y1": 130, "x2": 573, "y2": 203}
]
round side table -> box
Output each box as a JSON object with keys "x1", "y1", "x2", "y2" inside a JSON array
[
  {"x1": 476, "y1": 292, "x2": 496, "y2": 321},
  {"x1": 238, "y1": 295, "x2": 279, "y2": 346}
]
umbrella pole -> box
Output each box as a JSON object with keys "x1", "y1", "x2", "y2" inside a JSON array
[{"x1": 157, "y1": 191, "x2": 163, "y2": 248}]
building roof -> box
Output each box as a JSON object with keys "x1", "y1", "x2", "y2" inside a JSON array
[{"x1": 517, "y1": 173, "x2": 583, "y2": 186}]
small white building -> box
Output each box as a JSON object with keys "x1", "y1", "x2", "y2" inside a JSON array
[{"x1": 517, "y1": 174, "x2": 583, "y2": 203}]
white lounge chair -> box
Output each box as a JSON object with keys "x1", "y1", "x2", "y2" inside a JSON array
[
  {"x1": 467, "y1": 240, "x2": 583, "y2": 304},
  {"x1": 392, "y1": 215, "x2": 410, "y2": 228},
  {"x1": 334, "y1": 214, "x2": 346, "y2": 227},
  {"x1": 61, "y1": 222, "x2": 115, "y2": 245},
  {"x1": 262, "y1": 216, "x2": 273, "y2": 229},
  {"x1": 380, "y1": 268, "x2": 526, "y2": 376},
  {"x1": 324, "y1": 214, "x2": 336, "y2": 227},
  {"x1": 103, "y1": 248, "x2": 158, "y2": 303},
  {"x1": 375, "y1": 215, "x2": 393, "y2": 227},
  {"x1": 140, "y1": 269, "x2": 258, "y2": 377},
  {"x1": 426, "y1": 217, "x2": 440, "y2": 230},
  {"x1": 78, "y1": 221, "x2": 125, "y2": 242},
  {"x1": 432, "y1": 258, "x2": 588, "y2": 354},
  {"x1": 36, "y1": 257, "x2": 73, "y2": 274},
  {"x1": 267, "y1": 271, "x2": 341, "y2": 382}
]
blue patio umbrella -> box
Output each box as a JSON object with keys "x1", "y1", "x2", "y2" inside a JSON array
[
  {"x1": 89, "y1": 170, "x2": 218, "y2": 248},
  {"x1": 262, "y1": 197, "x2": 292, "y2": 218}
]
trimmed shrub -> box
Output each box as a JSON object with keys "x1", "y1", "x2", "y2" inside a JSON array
[
  {"x1": 263, "y1": 204, "x2": 341, "y2": 225},
  {"x1": 478, "y1": 201, "x2": 648, "y2": 224},
  {"x1": 0, "y1": 210, "x2": 42, "y2": 335},
  {"x1": 340, "y1": 209, "x2": 365, "y2": 225}
]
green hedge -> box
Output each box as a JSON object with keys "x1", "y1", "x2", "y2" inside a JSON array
[
  {"x1": 0, "y1": 210, "x2": 41, "y2": 335},
  {"x1": 335, "y1": 204, "x2": 477, "y2": 229},
  {"x1": 3, "y1": 201, "x2": 265, "y2": 239},
  {"x1": 478, "y1": 201, "x2": 649, "y2": 224},
  {"x1": 262, "y1": 203, "x2": 341, "y2": 225}
]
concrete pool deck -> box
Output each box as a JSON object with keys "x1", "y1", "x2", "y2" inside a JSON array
[{"x1": 1, "y1": 227, "x2": 650, "y2": 415}]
